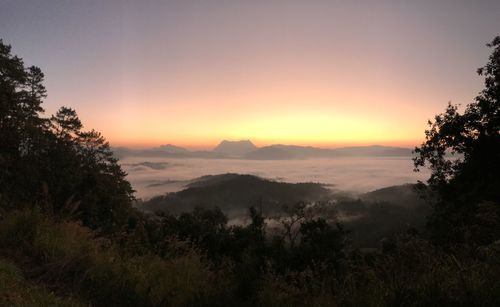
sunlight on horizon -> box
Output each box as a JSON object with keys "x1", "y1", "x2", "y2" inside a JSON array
[{"x1": 2, "y1": 1, "x2": 499, "y2": 148}]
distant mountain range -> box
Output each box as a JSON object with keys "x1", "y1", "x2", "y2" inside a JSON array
[
  {"x1": 155, "y1": 144, "x2": 189, "y2": 153},
  {"x1": 113, "y1": 140, "x2": 413, "y2": 160}
]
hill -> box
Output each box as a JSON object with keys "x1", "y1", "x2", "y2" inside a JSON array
[
  {"x1": 155, "y1": 144, "x2": 188, "y2": 153},
  {"x1": 335, "y1": 184, "x2": 431, "y2": 247},
  {"x1": 360, "y1": 184, "x2": 425, "y2": 208},
  {"x1": 266, "y1": 144, "x2": 335, "y2": 158},
  {"x1": 244, "y1": 146, "x2": 295, "y2": 160},
  {"x1": 331, "y1": 145, "x2": 412, "y2": 156},
  {"x1": 141, "y1": 174, "x2": 332, "y2": 217},
  {"x1": 244, "y1": 144, "x2": 413, "y2": 160},
  {"x1": 141, "y1": 178, "x2": 431, "y2": 247},
  {"x1": 112, "y1": 147, "x2": 227, "y2": 159}
]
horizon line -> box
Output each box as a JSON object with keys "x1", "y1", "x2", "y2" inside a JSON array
[{"x1": 111, "y1": 139, "x2": 420, "y2": 151}]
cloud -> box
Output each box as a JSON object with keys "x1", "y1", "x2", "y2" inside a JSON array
[{"x1": 120, "y1": 156, "x2": 429, "y2": 200}]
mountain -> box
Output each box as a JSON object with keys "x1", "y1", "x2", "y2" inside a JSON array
[
  {"x1": 212, "y1": 140, "x2": 257, "y2": 157},
  {"x1": 334, "y1": 184, "x2": 432, "y2": 247},
  {"x1": 360, "y1": 184, "x2": 426, "y2": 208},
  {"x1": 112, "y1": 146, "x2": 228, "y2": 159},
  {"x1": 244, "y1": 146, "x2": 295, "y2": 160},
  {"x1": 331, "y1": 145, "x2": 412, "y2": 156},
  {"x1": 141, "y1": 173, "x2": 331, "y2": 217},
  {"x1": 244, "y1": 144, "x2": 412, "y2": 160},
  {"x1": 140, "y1": 177, "x2": 430, "y2": 248},
  {"x1": 155, "y1": 144, "x2": 188, "y2": 153},
  {"x1": 114, "y1": 143, "x2": 412, "y2": 159},
  {"x1": 254, "y1": 144, "x2": 335, "y2": 159}
]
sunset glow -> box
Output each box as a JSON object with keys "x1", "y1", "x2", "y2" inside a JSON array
[{"x1": 2, "y1": 1, "x2": 499, "y2": 149}]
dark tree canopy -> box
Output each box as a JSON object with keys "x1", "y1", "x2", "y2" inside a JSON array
[
  {"x1": 0, "y1": 39, "x2": 134, "y2": 233},
  {"x1": 414, "y1": 37, "x2": 500, "y2": 245}
]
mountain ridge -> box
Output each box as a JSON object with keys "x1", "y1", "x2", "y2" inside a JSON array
[{"x1": 113, "y1": 141, "x2": 413, "y2": 159}]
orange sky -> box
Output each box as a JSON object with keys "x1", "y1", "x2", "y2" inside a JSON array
[{"x1": 2, "y1": 1, "x2": 499, "y2": 149}]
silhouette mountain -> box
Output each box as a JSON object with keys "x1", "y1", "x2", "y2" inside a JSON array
[
  {"x1": 244, "y1": 144, "x2": 412, "y2": 159},
  {"x1": 244, "y1": 146, "x2": 295, "y2": 160},
  {"x1": 245, "y1": 144, "x2": 333, "y2": 159},
  {"x1": 113, "y1": 142, "x2": 412, "y2": 159},
  {"x1": 334, "y1": 184, "x2": 431, "y2": 247},
  {"x1": 156, "y1": 144, "x2": 188, "y2": 153},
  {"x1": 141, "y1": 173, "x2": 331, "y2": 217},
  {"x1": 212, "y1": 140, "x2": 257, "y2": 157},
  {"x1": 331, "y1": 145, "x2": 412, "y2": 156},
  {"x1": 112, "y1": 147, "x2": 227, "y2": 159}
]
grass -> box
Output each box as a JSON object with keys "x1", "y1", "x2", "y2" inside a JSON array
[
  {"x1": 2, "y1": 209, "x2": 500, "y2": 306},
  {"x1": 0, "y1": 209, "x2": 229, "y2": 307},
  {"x1": 0, "y1": 257, "x2": 85, "y2": 306}
]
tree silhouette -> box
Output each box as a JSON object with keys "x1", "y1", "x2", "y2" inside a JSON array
[
  {"x1": 0, "y1": 39, "x2": 47, "y2": 204},
  {"x1": 414, "y1": 37, "x2": 500, "y2": 245},
  {"x1": 0, "y1": 39, "x2": 134, "y2": 233}
]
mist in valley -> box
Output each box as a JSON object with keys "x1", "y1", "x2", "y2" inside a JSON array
[
  {"x1": 121, "y1": 156, "x2": 429, "y2": 200},
  {"x1": 119, "y1": 155, "x2": 432, "y2": 248}
]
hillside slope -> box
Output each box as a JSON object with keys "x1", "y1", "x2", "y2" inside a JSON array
[{"x1": 141, "y1": 174, "x2": 331, "y2": 217}]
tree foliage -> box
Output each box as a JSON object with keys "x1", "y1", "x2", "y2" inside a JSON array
[
  {"x1": 414, "y1": 37, "x2": 500, "y2": 245},
  {"x1": 0, "y1": 39, "x2": 134, "y2": 232}
]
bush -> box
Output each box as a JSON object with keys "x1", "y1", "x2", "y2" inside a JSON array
[
  {"x1": 0, "y1": 210, "x2": 228, "y2": 306},
  {"x1": 0, "y1": 257, "x2": 84, "y2": 306}
]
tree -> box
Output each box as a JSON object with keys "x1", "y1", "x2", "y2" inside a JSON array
[
  {"x1": 0, "y1": 39, "x2": 134, "y2": 233},
  {"x1": 0, "y1": 39, "x2": 47, "y2": 205},
  {"x1": 296, "y1": 218, "x2": 347, "y2": 271},
  {"x1": 414, "y1": 37, "x2": 500, "y2": 245}
]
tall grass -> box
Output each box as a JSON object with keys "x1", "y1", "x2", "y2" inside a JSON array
[
  {"x1": 0, "y1": 210, "x2": 228, "y2": 306},
  {"x1": 2, "y1": 209, "x2": 500, "y2": 306},
  {"x1": 0, "y1": 257, "x2": 85, "y2": 306}
]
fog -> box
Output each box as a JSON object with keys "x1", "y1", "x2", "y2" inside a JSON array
[{"x1": 120, "y1": 157, "x2": 430, "y2": 199}]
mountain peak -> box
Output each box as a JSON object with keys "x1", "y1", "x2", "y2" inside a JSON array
[
  {"x1": 219, "y1": 139, "x2": 253, "y2": 144},
  {"x1": 213, "y1": 140, "x2": 257, "y2": 156}
]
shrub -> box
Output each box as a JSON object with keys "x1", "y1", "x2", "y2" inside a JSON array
[
  {"x1": 0, "y1": 210, "x2": 228, "y2": 306},
  {"x1": 0, "y1": 257, "x2": 85, "y2": 306}
]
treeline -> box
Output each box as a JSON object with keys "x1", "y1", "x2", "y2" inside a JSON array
[{"x1": 1, "y1": 37, "x2": 500, "y2": 306}]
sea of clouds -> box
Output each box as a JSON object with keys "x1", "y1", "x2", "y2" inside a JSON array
[{"x1": 120, "y1": 156, "x2": 430, "y2": 200}]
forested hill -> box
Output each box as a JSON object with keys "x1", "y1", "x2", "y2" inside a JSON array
[{"x1": 141, "y1": 174, "x2": 332, "y2": 216}]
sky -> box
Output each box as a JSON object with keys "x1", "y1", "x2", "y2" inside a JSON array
[{"x1": 1, "y1": 1, "x2": 500, "y2": 149}]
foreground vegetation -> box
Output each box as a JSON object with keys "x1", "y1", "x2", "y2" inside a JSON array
[
  {"x1": 1, "y1": 37, "x2": 499, "y2": 306},
  {"x1": 1, "y1": 208, "x2": 500, "y2": 306}
]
